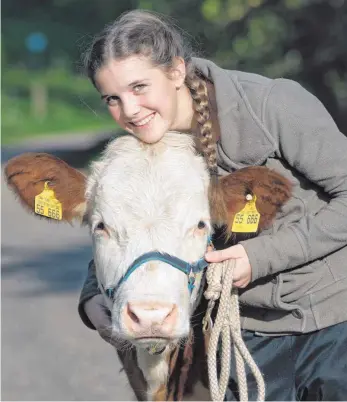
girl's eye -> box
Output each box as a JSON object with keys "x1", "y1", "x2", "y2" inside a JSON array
[
  {"x1": 105, "y1": 96, "x2": 119, "y2": 106},
  {"x1": 133, "y1": 84, "x2": 147, "y2": 93}
]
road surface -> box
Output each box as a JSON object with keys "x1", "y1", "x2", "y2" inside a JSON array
[{"x1": 2, "y1": 134, "x2": 134, "y2": 400}]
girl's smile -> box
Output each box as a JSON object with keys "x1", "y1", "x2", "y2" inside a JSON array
[
  {"x1": 95, "y1": 56, "x2": 194, "y2": 144},
  {"x1": 129, "y1": 112, "x2": 155, "y2": 127}
]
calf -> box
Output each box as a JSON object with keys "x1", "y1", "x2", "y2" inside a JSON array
[{"x1": 5, "y1": 132, "x2": 291, "y2": 400}]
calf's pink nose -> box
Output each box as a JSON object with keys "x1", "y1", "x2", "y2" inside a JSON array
[{"x1": 124, "y1": 301, "x2": 178, "y2": 336}]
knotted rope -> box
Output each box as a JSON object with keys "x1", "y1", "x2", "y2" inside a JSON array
[{"x1": 202, "y1": 259, "x2": 266, "y2": 401}]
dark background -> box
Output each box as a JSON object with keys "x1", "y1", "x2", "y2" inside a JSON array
[{"x1": 2, "y1": 0, "x2": 347, "y2": 145}]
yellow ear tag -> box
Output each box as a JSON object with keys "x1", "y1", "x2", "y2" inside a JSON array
[
  {"x1": 34, "y1": 182, "x2": 62, "y2": 220},
  {"x1": 231, "y1": 194, "x2": 260, "y2": 233}
]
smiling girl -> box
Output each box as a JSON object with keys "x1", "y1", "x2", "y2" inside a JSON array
[
  {"x1": 79, "y1": 9, "x2": 347, "y2": 400},
  {"x1": 96, "y1": 56, "x2": 195, "y2": 144}
]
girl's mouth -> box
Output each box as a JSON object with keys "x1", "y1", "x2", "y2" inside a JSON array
[{"x1": 130, "y1": 113, "x2": 155, "y2": 127}]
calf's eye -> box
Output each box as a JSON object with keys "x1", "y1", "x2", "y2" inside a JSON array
[
  {"x1": 197, "y1": 221, "x2": 206, "y2": 229},
  {"x1": 94, "y1": 222, "x2": 109, "y2": 237},
  {"x1": 95, "y1": 222, "x2": 106, "y2": 231}
]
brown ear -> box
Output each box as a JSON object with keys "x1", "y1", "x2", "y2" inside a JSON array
[
  {"x1": 4, "y1": 153, "x2": 87, "y2": 223},
  {"x1": 217, "y1": 166, "x2": 292, "y2": 234}
]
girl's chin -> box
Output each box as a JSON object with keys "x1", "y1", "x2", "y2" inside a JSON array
[
  {"x1": 130, "y1": 126, "x2": 168, "y2": 144},
  {"x1": 137, "y1": 131, "x2": 166, "y2": 144}
]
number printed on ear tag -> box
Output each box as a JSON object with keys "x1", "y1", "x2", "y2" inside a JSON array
[
  {"x1": 34, "y1": 182, "x2": 62, "y2": 220},
  {"x1": 231, "y1": 195, "x2": 260, "y2": 233}
]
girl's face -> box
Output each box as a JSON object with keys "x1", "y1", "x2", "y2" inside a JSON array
[{"x1": 95, "y1": 55, "x2": 192, "y2": 144}]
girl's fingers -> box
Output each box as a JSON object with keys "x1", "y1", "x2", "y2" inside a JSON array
[{"x1": 205, "y1": 244, "x2": 245, "y2": 262}]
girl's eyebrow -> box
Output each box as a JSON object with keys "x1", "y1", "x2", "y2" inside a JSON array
[
  {"x1": 128, "y1": 79, "x2": 148, "y2": 87},
  {"x1": 100, "y1": 79, "x2": 149, "y2": 99}
]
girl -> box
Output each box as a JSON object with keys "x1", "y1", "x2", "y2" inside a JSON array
[{"x1": 79, "y1": 9, "x2": 347, "y2": 400}]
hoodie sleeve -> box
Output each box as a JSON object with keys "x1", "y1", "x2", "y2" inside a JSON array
[
  {"x1": 240, "y1": 78, "x2": 347, "y2": 281},
  {"x1": 78, "y1": 259, "x2": 101, "y2": 330}
]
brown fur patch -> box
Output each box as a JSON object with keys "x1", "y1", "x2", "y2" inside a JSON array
[
  {"x1": 210, "y1": 167, "x2": 292, "y2": 235},
  {"x1": 208, "y1": 178, "x2": 228, "y2": 226},
  {"x1": 4, "y1": 153, "x2": 86, "y2": 222},
  {"x1": 153, "y1": 383, "x2": 168, "y2": 401}
]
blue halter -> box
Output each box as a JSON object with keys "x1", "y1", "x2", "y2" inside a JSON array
[{"x1": 103, "y1": 236, "x2": 212, "y2": 301}]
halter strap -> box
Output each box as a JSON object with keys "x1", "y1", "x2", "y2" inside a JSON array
[
  {"x1": 103, "y1": 236, "x2": 213, "y2": 300},
  {"x1": 104, "y1": 251, "x2": 209, "y2": 300}
]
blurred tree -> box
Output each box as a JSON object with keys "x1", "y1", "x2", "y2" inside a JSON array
[{"x1": 2, "y1": 0, "x2": 346, "y2": 132}]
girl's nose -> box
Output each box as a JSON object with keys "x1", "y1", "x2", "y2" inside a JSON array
[{"x1": 122, "y1": 97, "x2": 140, "y2": 119}]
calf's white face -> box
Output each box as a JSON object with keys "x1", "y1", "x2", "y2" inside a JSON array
[{"x1": 86, "y1": 133, "x2": 211, "y2": 350}]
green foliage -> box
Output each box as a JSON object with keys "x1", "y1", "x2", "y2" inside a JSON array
[
  {"x1": 2, "y1": 0, "x2": 347, "y2": 143},
  {"x1": 138, "y1": 0, "x2": 154, "y2": 10},
  {"x1": 227, "y1": 1, "x2": 248, "y2": 22},
  {"x1": 2, "y1": 67, "x2": 115, "y2": 144},
  {"x1": 285, "y1": 0, "x2": 303, "y2": 9},
  {"x1": 201, "y1": 0, "x2": 221, "y2": 21},
  {"x1": 3, "y1": 67, "x2": 94, "y2": 95},
  {"x1": 2, "y1": 93, "x2": 115, "y2": 145}
]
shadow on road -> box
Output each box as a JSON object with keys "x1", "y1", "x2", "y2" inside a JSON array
[
  {"x1": 2, "y1": 244, "x2": 93, "y2": 296},
  {"x1": 2, "y1": 130, "x2": 124, "y2": 169}
]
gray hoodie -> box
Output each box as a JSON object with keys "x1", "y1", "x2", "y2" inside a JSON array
[
  {"x1": 193, "y1": 57, "x2": 347, "y2": 334},
  {"x1": 79, "y1": 57, "x2": 347, "y2": 336}
]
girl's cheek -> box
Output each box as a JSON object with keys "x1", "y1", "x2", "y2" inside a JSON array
[{"x1": 109, "y1": 107, "x2": 122, "y2": 123}]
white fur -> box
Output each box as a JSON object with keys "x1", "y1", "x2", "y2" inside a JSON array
[
  {"x1": 85, "y1": 132, "x2": 211, "y2": 398},
  {"x1": 137, "y1": 349, "x2": 170, "y2": 398}
]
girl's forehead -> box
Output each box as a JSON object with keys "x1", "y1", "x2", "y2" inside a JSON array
[{"x1": 95, "y1": 56, "x2": 160, "y2": 90}]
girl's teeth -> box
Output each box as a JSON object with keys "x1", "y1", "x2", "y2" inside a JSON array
[{"x1": 133, "y1": 114, "x2": 154, "y2": 126}]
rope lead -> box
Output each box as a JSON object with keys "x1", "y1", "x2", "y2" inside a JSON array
[{"x1": 203, "y1": 259, "x2": 266, "y2": 401}]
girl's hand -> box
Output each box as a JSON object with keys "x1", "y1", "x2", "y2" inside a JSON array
[{"x1": 204, "y1": 244, "x2": 252, "y2": 288}]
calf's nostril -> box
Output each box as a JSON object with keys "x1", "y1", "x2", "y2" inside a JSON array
[
  {"x1": 127, "y1": 304, "x2": 140, "y2": 324},
  {"x1": 166, "y1": 305, "x2": 177, "y2": 320}
]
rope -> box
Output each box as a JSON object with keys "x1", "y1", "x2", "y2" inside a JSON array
[{"x1": 202, "y1": 260, "x2": 266, "y2": 401}]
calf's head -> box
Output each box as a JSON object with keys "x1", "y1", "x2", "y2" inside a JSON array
[
  {"x1": 5, "y1": 133, "x2": 212, "y2": 351},
  {"x1": 5, "y1": 132, "x2": 293, "y2": 354},
  {"x1": 86, "y1": 134, "x2": 211, "y2": 349}
]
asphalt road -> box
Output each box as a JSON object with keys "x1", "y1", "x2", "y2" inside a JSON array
[{"x1": 1, "y1": 134, "x2": 134, "y2": 401}]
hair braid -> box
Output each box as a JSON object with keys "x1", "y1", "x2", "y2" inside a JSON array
[
  {"x1": 186, "y1": 75, "x2": 217, "y2": 173},
  {"x1": 186, "y1": 73, "x2": 227, "y2": 225}
]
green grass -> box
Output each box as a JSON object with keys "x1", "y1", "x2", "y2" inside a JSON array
[
  {"x1": 2, "y1": 67, "x2": 119, "y2": 145},
  {"x1": 2, "y1": 95, "x2": 116, "y2": 145}
]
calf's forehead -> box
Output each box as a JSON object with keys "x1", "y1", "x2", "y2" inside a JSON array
[{"x1": 87, "y1": 154, "x2": 210, "y2": 229}]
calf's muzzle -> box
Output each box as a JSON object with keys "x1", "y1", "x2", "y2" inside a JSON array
[{"x1": 124, "y1": 301, "x2": 178, "y2": 338}]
